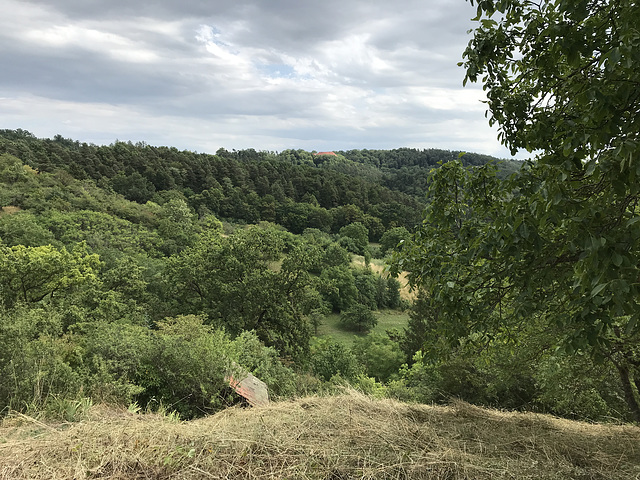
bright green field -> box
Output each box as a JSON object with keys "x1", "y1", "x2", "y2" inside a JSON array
[{"x1": 315, "y1": 309, "x2": 409, "y2": 346}]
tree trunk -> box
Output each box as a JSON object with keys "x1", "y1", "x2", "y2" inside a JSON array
[
  {"x1": 633, "y1": 375, "x2": 640, "y2": 416},
  {"x1": 615, "y1": 363, "x2": 640, "y2": 423}
]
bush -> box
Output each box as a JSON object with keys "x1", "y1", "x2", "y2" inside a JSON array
[
  {"x1": 80, "y1": 315, "x2": 234, "y2": 418},
  {"x1": 338, "y1": 223, "x2": 369, "y2": 255},
  {"x1": 387, "y1": 352, "x2": 440, "y2": 404},
  {"x1": 379, "y1": 226, "x2": 409, "y2": 257},
  {"x1": 352, "y1": 333, "x2": 405, "y2": 383},
  {"x1": 534, "y1": 353, "x2": 626, "y2": 421},
  {"x1": 322, "y1": 243, "x2": 351, "y2": 268},
  {"x1": 386, "y1": 277, "x2": 402, "y2": 309},
  {"x1": 339, "y1": 304, "x2": 377, "y2": 332},
  {"x1": 353, "y1": 269, "x2": 377, "y2": 309},
  {"x1": 319, "y1": 266, "x2": 358, "y2": 312},
  {"x1": 388, "y1": 351, "x2": 494, "y2": 405},
  {"x1": 351, "y1": 374, "x2": 387, "y2": 398},
  {"x1": 141, "y1": 315, "x2": 235, "y2": 418},
  {"x1": 4, "y1": 336, "x2": 83, "y2": 414},
  {"x1": 79, "y1": 321, "x2": 152, "y2": 405},
  {"x1": 310, "y1": 339, "x2": 361, "y2": 382},
  {"x1": 0, "y1": 306, "x2": 82, "y2": 413}
]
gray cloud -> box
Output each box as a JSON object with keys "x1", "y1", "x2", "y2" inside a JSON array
[{"x1": 0, "y1": 0, "x2": 522, "y2": 158}]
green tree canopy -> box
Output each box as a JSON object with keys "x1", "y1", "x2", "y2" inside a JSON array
[
  {"x1": 0, "y1": 243, "x2": 100, "y2": 308},
  {"x1": 339, "y1": 303, "x2": 377, "y2": 333},
  {"x1": 338, "y1": 222, "x2": 369, "y2": 255},
  {"x1": 379, "y1": 226, "x2": 409, "y2": 257},
  {"x1": 352, "y1": 333, "x2": 405, "y2": 383},
  {"x1": 166, "y1": 225, "x2": 320, "y2": 360},
  {"x1": 394, "y1": 0, "x2": 640, "y2": 419}
]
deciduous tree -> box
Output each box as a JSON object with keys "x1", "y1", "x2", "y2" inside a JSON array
[
  {"x1": 394, "y1": 0, "x2": 640, "y2": 419},
  {"x1": 0, "y1": 243, "x2": 99, "y2": 308}
]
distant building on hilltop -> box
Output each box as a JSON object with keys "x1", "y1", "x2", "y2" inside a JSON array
[{"x1": 314, "y1": 151, "x2": 337, "y2": 156}]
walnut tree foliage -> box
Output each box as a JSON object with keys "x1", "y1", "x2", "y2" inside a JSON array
[{"x1": 393, "y1": 0, "x2": 640, "y2": 418}]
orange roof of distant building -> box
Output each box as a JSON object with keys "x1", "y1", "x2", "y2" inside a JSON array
[{"x1": 314, "y1": 151, "x2": 337, "y2": 156}]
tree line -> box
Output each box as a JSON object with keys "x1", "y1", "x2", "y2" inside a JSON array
[{"x1": 0, "y1": 130, "x2": 522, "y2": 239}]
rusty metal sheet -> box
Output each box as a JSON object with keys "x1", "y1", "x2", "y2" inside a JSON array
[{"x1": 227, "y1": 372, "x2": 269, "y2": 407}]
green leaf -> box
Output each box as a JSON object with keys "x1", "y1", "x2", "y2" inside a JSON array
[
  {"x1": 625, "y1": 216, "x2": 640, "y2": 228},
  {"x1": 625, "y1": 315, "x2": 638, "y2": 335},
  {"x1": 608, "y1": 47, "x2": 621, "y2": 67},
  {"x1": 590, "y1": 283, "x2": 607, "y2": 298},
  {"x1": 612, "y1": 252, "x2": 623, "y2": 267}
]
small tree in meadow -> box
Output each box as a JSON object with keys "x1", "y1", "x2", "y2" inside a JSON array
[{"x1": 339, "y1": 304, "x2": 377, "y2": 333}]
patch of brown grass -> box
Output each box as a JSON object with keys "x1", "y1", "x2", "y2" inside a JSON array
[
  {"x1": 0, "y1": 206, "x2": 21, "y2": 216},
  {"x1": 1, "y1": 392, "x2": 639, "y2": 479},
  {"x1": 352, "y1": 256, "x2": 415, "y2": 301}
]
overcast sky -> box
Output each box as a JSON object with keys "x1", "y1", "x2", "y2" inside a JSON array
[{"x1": 0, "y1": 0, "x2": 525, "y2": 159}]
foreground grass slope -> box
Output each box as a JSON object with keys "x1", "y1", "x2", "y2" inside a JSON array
[{"x1": 1, "y1": 392, "x2": 639, "y2": 479}]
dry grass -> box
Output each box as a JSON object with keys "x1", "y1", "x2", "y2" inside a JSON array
[
  {"x1": 1, "y1": 391, "x2": 639, "y2": 479},
  {"x1": 0, "y1": 206, "x2": 21, "y2": 216}
]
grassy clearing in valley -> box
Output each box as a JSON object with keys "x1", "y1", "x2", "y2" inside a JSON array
[
  {"x1": 315, "y1": 309, "x2": 409, "y2": 346},
  {"x1": 2, "y1": 391, "x2": 639, "y2": 479},
  {"x1": 312, "y1": 254, "x2": 412, "y2": 346}
]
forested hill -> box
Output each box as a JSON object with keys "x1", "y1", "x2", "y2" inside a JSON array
[
  {"x1": 0, "y1": 129, "x2": 520, "y2": 237},
  {"x1": 337, "y1": 148, "x2": 521, "y2": 196}
]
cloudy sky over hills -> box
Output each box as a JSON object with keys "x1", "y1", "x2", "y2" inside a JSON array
[{"x1": 0, "y1": 0, "x2": 525, "y2": 158}]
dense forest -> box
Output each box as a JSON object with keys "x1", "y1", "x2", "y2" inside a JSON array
[
  {"x1": 0, "y1": 128, "x2": 634, "y2": 423},
  {"x1": 0, "y1": 129, "x2": 522, "y2": 238}
]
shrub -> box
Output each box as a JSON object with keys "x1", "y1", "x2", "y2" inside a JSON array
[
  {"x1": 379, "y1": 227, "x2": 409, "y2": 257},
  {"x1": 79, "y1": 322, "x2": 152, "y2": 405},
  {"x1": 338, "y1": 223, "x2": 369, "y2": 255},
  {"x1": 319, "y1": 266, "x2": 358, "y2": 312},
  {"x1": 0, "y1": 306, "x2": 83, "y2": 413},
  {"x1": 353, "y1": 269, "x2": 377, "y2": 309},
  {"x1": 310, "y1": 339, "x2": 361, "y2": 382},
  {"x1": 534, "y1": 353, "x2": 626, "y2": 421},
  {"x1": 142, "y1": 315, "x2": 234, "y2": 418},
  {"x1": 351, "y1": 374, "x2": 387, "y2": 398},
  {"x1": 339, "y1": 304, "x2": 377, "y2": 332},
  {"x1": 352, "y1": 333, "x2": 405, "y2": 383}
]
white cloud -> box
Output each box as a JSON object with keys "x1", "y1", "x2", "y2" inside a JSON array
[
  {"x1": 24, "y1": 25, "x2": 160, "y2": 63},
  {"x1": 0, "y1": 0, "x2": 527, "y2": 159}
]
